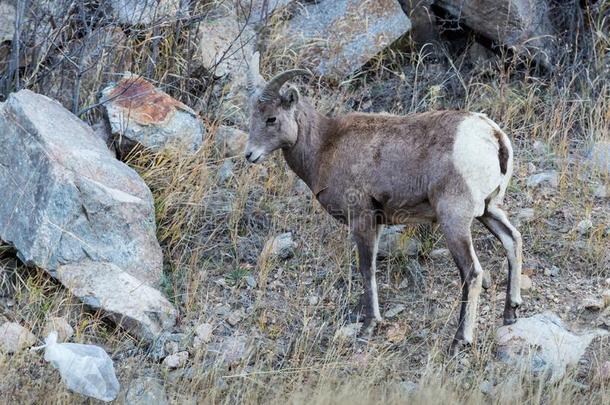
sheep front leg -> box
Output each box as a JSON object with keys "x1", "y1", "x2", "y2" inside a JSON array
[{"x1": 352, "y1": 221, "x2": 383, "y2": 341}]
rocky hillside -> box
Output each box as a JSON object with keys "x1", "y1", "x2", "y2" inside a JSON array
[{"x1": 0, "y1": 0, "x2": 608, "y2": 403}]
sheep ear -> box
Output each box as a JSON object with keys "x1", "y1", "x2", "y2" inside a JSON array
[{"x1": 280, "y1": 87, "x2": 299, "y2": 109}]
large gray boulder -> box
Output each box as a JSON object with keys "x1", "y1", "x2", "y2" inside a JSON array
[
  {"x1": 0, "y1": 89, "x2": 175, "y2": 340},
  {"x1": 270, "y1": 0, "x2": 411, "y2": 79},
  {"x1": 435, "y1": 0, "x2": 555, "y2": 67},
  {"x1": 102, "y1": 73, "x2": 204, "y2": 153},
  {"x1": 496, "y1": 312, "x2": 607, "y2": 382},
  {"x1": 108, "y1": 0, "x2": 180, "y2": 26},
  {"x1": 0, "y1": 1, "x2": 15, "y2": 43}
]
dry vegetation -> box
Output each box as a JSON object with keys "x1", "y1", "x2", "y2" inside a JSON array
[{"x1": 0, "y1": 1, "x2": 609, "y2": 404}]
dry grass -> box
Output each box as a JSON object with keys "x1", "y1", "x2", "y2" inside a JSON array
[{"x1": 1, "y1": 1, "x2": 609, "y2": 404}]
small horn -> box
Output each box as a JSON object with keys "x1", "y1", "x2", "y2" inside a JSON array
[
  {"x1": 247, "y1": 51, "x2": 264, "y2": 95},
  {"x1": 259, "y1": 69, "x2": 311, "y2": 102}
]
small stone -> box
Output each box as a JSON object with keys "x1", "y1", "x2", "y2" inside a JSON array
[
  {"x1": 429, "y1": 248, "x2": 450, "y2": 259},
  {"x1": 308, "y1": 295, "x2": 320, "y2": 306},
  {"x1": 586, "y1": 142, "x2": 610, "y2": 175},
  {"x1": 582, "y1": 298, "x2": 604, "y2": 311},
  {"x1": 334, "y1": 323, "x2": 362, "y2": 340},
  {"x1": 384, "y1": 304, "x2": 406, "y2": 319},
  {"x1": 520, "y1": 274, "x2": 533, "y2": 291},
  {"x1": 42, "y1": 317, "x2": 74, "y2": 343},
  {"x1": 165, "y1": 341, "x2": 179, "y2": 355},
  {"x1": 125, "y1": 376, "x2": 169, "y2": 405},
  {"x1": 386, "y1": 322, "x2": 408, "y2": 343},
  {"x1": 0, "y1": 322, "x2": 37, "y2": 353},
  {"x1": 208, "y1": 335, "x2": 248, "y2": 365},
  {"x1": 245, "y1": 274, "x2": 257, "y2": 289},
  {"x1": 577, "y1": 219, "x2": 593, "y2": 236},
  {"x1": 482, "y1": 270, "x2": 492, "y2": 289},
  {"x1": 162, "y1": 351, "x2": 188, "y2": 369},
  {"x1": 262, "y1": 232, "x2": 296, "y2": 261},
  {"x1": 544, "y1": 266, "x2": 560, "y2": 277},
  {"x1": 603, "y1": 290, "x2": 610, "y2": 308},
  {"x1": 378, "y1": 226, "x2": 420, "y2": 258},
  {"x1": 605, "y1": 278, "x2": 610, "y2": 287},
  {"x1": 480, "y1": 380, "x2": 494, "y2": 395},
  {"x1": 516, "y1": 208, "x2": 535, "y2": 223},
  {"x1": 593, "y1": 184, "x2": 609, "y2": 198},
  {"x1": 398, "y1": 278, "x2": 409, "y2": 289},
  {"x1": 226, "y1": 309, "x2": 244, "y2": 327},
  {"x1": 194, "y1": 323, "x2": 214, "y2": 345},
  {"x1": 526, "y1": 171, "x2": 559, "y2": 189},
  {"x1": 218, "y1": 159, "x2": 234, "y2": 183}
]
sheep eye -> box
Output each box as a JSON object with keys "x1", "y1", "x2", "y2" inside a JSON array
[{"x1": 266, "y1": 117, "x2": 277, "y2": 126}]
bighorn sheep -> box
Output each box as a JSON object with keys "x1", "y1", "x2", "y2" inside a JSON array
[{"x1": 245, "y1": 53, "x2": 522, "y2": 354}]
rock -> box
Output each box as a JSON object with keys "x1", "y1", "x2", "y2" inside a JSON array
[
  {"x1": 102, "y1": 73, "x2": 204, "y2": 153},
  {"x1": 586, "y1": 142, "x2": 610, "y2": 175},
  {"x1": 270, "y1": 0, "x2": 411, "y2": 79},
  {"x1": 435, "y1": 0, "x2": 555, "y2": 68},
  {"x1": 42, "y1": 317, "x2": 74, "y2": 343},
  {"x1": 479, "y1": 380, "x2": 494, "y2": 395},
  {"x1": 193, "y1": 323, "x2": 213, "y2": 346},
  {"x1": 335, "y1": 323, "x2": 362, "y2": 340},
  {"x1": 399, "y1": 380, "x2": 419, "y2": 395},
  {"x1": 108, "y1": 0, "x2": 180, "y2": 26},
  {"x1": 377, "y1": 226, "x2": 420, "y2": 258},
  {"x1": 208, "y1": 335, "x2": 248, "y2": 365},
  {"x1": 0, "y1": 90, "x2": 175, "y2": 340},
  {"x1": 582, "y1": 297, "x2": 604, "y2": 312},
  {"x1": 125, "y1": 376, "x2": 169, "y2": 405},
  {"x1": 386, "y1": 322, "x2": 408, "y2": 343},
  {"x1": 577, "y1": 219, "x2": 593, "y2": 236},
  {"x1": 0, "y1": 322, "x2": 37, "y2": 353},
  {"x1": 520, "y1": 274, "x2": 533, "y2": 291},
  {"x1": 215, "y1": 126, "x2": 248, "y2": 157},
  {"x1": 516, "y1": 208, "x2": 535, "y2": 224},
  {"x1": 482, "y1": 270, "x2": 492, "y2": 289},
  {"x1": 244, "y1": 274, "x2": 257, "y2": 289},
  {"x1": 58, "y1": 262, "x2": 176, "y2": 341},
  {"x1": 162, "y1": 350, "x2": 189, "y2": 369},
  {"x1": 243, "y1": 0, "x2": 292, "y2": 25},
  {"x1": 603, "y1": 290, "x2": 610, "y2": 308},
  {"x1": 544, "y1": 266, "x2": 560, "y2": 277},
  {"x1": 496, "y1": 312, "x2": 608, "y2": 383},
  {"x1": 429, "y1": 248, "x2": 450, "y2": 259},
  {"x1": 0, "y1": 2, "x2": 15, "y2": 42},
  {"x1": 308, "y1": 295, "x2": 320, "y2": 306},
  {"x1": 226, "y1": 309, "x2": 244, "y2": 327},
  {"x1": 262, "y1": 232, "x2": 296, "y2": 260},
  {"x1": 526, "y1": 171, "x2": 559, "y2": 188},
  {"x1": 218, "y1": 159, "x2": 235, "y2": 183},
  {"x1": 593, "y1": 184, "x2": 609, "y2": 198},
  {"x1": 384, "y1": 304, "x2": 406, "y2": 319},
  {"x1": 195, "y1": 16, "x2": 255, "y2": 77}
]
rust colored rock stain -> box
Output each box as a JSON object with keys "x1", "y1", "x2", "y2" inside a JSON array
[{"x1": 108, "y1": 77, "x2": 189, "y2": 126}]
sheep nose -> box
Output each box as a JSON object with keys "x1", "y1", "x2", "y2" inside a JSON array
[{"x1": 245, "y1": 151, "x2": 252, "y2": 161}]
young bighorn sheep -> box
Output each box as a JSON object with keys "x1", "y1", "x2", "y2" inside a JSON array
[{"x1": 245, "y1": 53, "x2": 522, "y2": 354}]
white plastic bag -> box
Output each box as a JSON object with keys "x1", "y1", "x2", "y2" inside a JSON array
[{"x1": 41, "y1": 332, "x2": 120, "y2": 402}]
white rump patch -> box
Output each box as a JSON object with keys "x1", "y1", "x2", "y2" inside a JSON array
[{"x1": 453, "y1": 114, "x2": 505, "y2": 216}]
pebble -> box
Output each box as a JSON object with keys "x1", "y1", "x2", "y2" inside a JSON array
[
  {"x1": 526, "y1": 171, "x2": 559, "y2": 189},
  {"x1": 596, "y1": 361, "x2": 610, "y2": 382},
  {"x1": 582, "y1": 297, "x2": 604, "y2": 311},
  {"x1": 42, "y1": 316, "x2": 74, "y2": 343},
  {"x1": 194, "y1": 323, "x2": 214, "y2": 345},
  {"x1": 544, "y1": 266, "x2": 560, "y2": 277},
  {"x1": 226, "y1": 309, "x2": 244, "y2": 327},
  {"x1": 245, "y1": 274, "x2": 257, "y2": 289},
  {"x1": 334, "y1": 323, "x2": 362, "y2": 340},
  {"x1": 384, "y1": 304, "x2": 406, "y2": 319},
  {"x1": 593, "y1": 184, "x2": 609, "y2": 198},
  {"x1": 162, "y1": 351, "x2": 189, "y2": 369},
  {"x1": 480, "y1": 380, "x2": 494, "y2": 395},
  {"x1": 308, "y1": 295, "x2": 320, "y2": 306},
  {"x1": 602, "y1": 290, "x2": 610, "y2": 308},
  {"x1": 516, "y1": 208, "x2": 535, "y2": 224},
  {"x1": 0, "y1": 322, "x2": 37, "y2": 353},
  {"x1": 262, "y1": 232, "x2": 296, "y2": 260},
  {"x1": 577, "y1": 219, "x2": 593, "y2": 236},
  {"x1": 520, "y1": 274, "x2": 533, "y2": 291},
  {"x1": 125, "y1": 376, "x2": 169, "y2": 405}
]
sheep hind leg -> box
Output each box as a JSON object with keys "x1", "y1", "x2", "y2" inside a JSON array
[{"x1": 478, "y1": 205, "x2": 523, "y2": 325}]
